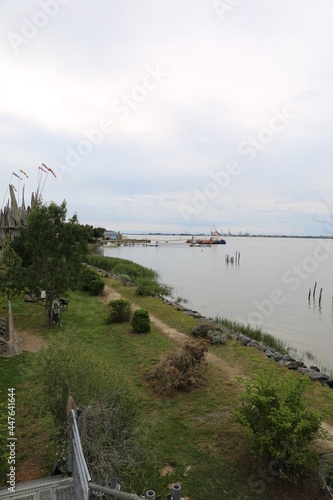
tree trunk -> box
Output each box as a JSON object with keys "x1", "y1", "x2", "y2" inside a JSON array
[{"x1": 45, "y1": 301, "x2": 53, "y2": 327}]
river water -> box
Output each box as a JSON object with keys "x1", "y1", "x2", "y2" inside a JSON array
[{"x1": 101, "y1": 236, "x2": 333, "y2": 371}]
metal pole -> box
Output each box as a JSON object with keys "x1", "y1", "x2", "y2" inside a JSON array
[
  {"x1": 145, "y1": 490, "x2": 155, "y2": 499},
  {"x1": 89, "y1": 483, "x2": 142, "y2": 500},
  {"x1": 171, "y1": 484, "x2": 182, "y2": 500}
]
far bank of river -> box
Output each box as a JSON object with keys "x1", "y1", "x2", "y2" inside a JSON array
[{"x1": 101, "y1": 235, "x2": 333, "y2": 372}]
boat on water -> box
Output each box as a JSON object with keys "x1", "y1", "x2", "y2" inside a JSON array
[
  {"x1": 186, "y1": 226, "x2": 226, "y2": 246},
  {"x1": 195, "y1": 237, "x2": 226, "y2": 245},
  {"x1": 187, "y1": 237, "x2": 226, "y2": 246}
]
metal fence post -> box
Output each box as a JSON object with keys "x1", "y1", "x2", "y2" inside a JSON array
[
  {"x1": 145, "y1": 490, "x2": 155, "y2": 499},
  {"x1": 111, "y1": 477, "x2": 119, "y2": 500},
  {"x1": 171, "y1": 484, "x2": 181, "y2": 500}
]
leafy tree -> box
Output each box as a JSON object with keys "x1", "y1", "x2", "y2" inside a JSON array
[
  {"x1": 22, "y1": 200, "x2": 88, "y2": 326},
  {"x1": 0, "y1": 235, "x2": 24, "y2": 301},
  {"x1": 235, "y1": 368, "x2": 323, "y2": 482}
]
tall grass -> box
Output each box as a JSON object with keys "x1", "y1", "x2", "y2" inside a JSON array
[
  {"x1": 86, "y1": 254, "x2": 157, "y2": 281},
  {"x1": 216, "y1": 316, "x2": 289, "y2": 355},
  {"x1": 85, "y1": 254, "x2": 171, "y2": 296}
]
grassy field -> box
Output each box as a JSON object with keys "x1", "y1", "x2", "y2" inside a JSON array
[{"x1": 1, "y1": 277, "x2": 333, "y2": 499}]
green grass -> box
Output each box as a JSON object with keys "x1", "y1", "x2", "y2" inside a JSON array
[{"x1": 1, "y1": 282, "x2": 333, "y2": 498}]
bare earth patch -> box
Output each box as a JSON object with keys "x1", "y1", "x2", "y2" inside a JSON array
[
  {"x1": 17, "y1": 462, "x2": 45, "y2": 483},
  {"x1": 17, "y1": 330, "x2": 47, "y2": 352},
  {"x1": 316, "y1": 422, "x2": 333, "y2": 453}
]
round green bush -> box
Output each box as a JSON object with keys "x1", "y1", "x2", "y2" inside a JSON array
[
  {"x1": 108, "y1": 299, "x2": 132, "y2": 323},
  {"x1": 130, "y1": 309, "x2": 151, "y2": 333},
  {"x1": 81, "y1": 266, "x2": 105, "y2": 296}
]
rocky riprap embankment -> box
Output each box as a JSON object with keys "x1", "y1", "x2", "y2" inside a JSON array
[{"x1": 160, "y1": 297, "x2": 333, "y2": 390}]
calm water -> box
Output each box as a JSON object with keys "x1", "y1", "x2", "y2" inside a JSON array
[{"x1": 102, "y1": 236, "x2": 333, "y2": 371}]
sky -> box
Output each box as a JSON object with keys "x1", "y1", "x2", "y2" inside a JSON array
[{"x1": 1, "y1": 0, "x2": 333, "y2": 235}]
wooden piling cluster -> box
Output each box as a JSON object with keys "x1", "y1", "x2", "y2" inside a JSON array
[
  {"x1": 308, "y1": 281, "x2": 323, "y2": 308},
  {"x1": 225, "y1": 251, "x2": 240, "y2": 265}
]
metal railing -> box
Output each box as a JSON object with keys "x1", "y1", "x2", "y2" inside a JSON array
[{"x1": 68, "y1": 409, "x2": 184, "y2": 500}]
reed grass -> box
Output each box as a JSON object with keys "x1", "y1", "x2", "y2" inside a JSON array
[{"x1": 215, "y1": 316, "x2": 289, "y2": 355}]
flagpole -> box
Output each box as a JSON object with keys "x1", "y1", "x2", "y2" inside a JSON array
[{"x1": 1, "y1": 173, "x2": 13, "y2": 211}]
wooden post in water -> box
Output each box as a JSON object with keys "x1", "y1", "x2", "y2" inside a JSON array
[
  {"x1": 238, "y1": 252, "x2": 240, "y2": 264},
  {"x1": 313, "y1": 281, "x2": 317, "y2": 300},
  {"x1": 319, "y1": 288, "x2": 323, "y2": 307},
  {"x1": 308, "y1": 288, "x2": 311, "y2": 301}
]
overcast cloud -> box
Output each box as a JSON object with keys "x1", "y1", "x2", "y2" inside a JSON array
[{"x1": 1, "y1": 0, "x2": 333, "y2": 235}]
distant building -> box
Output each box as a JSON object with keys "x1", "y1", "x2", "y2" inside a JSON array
[{"x1": 104, "y1": 230, "x2": 122, "y2": 240}]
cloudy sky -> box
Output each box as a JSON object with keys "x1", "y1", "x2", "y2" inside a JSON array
[{"x1": 1, "y1": 0, "x2": 333, "y2": 235}]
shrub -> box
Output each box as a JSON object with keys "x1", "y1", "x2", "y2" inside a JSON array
[
  {"x1": 81, "y1": 399, "x2": 156, "y2": 491},
  {"x1": 81, "y1": 266, "x2": 105, "y2": 295},
  {"x1": 207, "y1": 331, "x2": 228, "y2": 345},
  {"x1": 192, "y1": 320, "x2": 216, "y2": 338},
  {"x1": 108, "y1": 299, "x2": 132, "y2": 323},
  {"x1": 130, "y1": 309, "x2": 151, "y2": 333},
  {"x1": 235, "y1": 368, "x2": 323, "y2": 482},
  {"x1": 146, "y1": 341, "x2": 208, "y2": 396},
  {"x1": 34, "y1": 339, "x2": 136, "y2": 432},
  {"x1": 34, "y1": 340, "x2": 155, "y2": 493},
  {"x1": 192, "y1": 320, "x2": 227, "y2": 345}
]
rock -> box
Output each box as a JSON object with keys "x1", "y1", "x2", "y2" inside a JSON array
[
  {"x1": 248, "y1": 340, "x2": 266, "y2": 351},
  {"x1": 298, "y1": 368, "x2": 329, "y2": 381},
  {"x1": 286, "y1": 360, "x2": 306, "y2": 370},
  {"x1": 309, "y1": 365, "x2": 320, "y2": 372},
  {"x1": 282, "y1": 355, "x2": 296, "y2": 362},
  {"x1": 239, "y1": 334, "x2": 251, "y2": 346},
  {"x1": 272, "y1": 353, "x2": 282, "y2": 362},
  {"x1": 326, "y1": 378, "x2": 333, "y2": 388},
  {"x1": 265, "y1": 349, "x2": 275, "y2": 358}
]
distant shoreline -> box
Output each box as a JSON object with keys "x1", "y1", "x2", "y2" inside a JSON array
[{"x1": 123, "y1": 233, "x2": 333, "y2": 239}]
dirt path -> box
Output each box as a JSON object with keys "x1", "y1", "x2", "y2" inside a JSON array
[
  {"x1": 17, "y1": 330, "x2": 47, "y2": 352},
  {"x1": 101, "y1": 285, "x2": 242, "y2": 381}
]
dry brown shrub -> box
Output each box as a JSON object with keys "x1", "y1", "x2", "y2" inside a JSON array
[{"x1": 146, "y1": 340, "x2": 209, "y2": 396}]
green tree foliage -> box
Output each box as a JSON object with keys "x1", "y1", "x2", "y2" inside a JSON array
[
  {"x1": 235, "y1": 368, "x2": 323, "y2": 482},
  {"x1": 80, "y1": 266, "x2": 105, "y2": 295},
  {"x1": 35, "y1": 339, "x2": 136, "y2": 431},
  {"x1": 130, "y1": 309, "x2": 151, "y2": 333},
  {"x1": 0, "y1": 235, "x2": 24, "y2": 301},
  {"x1": 19, "y1": 200, "x2": 88, "y2": 326},
  {"x1": 35, "y1": 339, "x2": 158, "y2": 492},
  {"x1": 107, "y1": 299, "x2": 132, "y2": 323}
]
